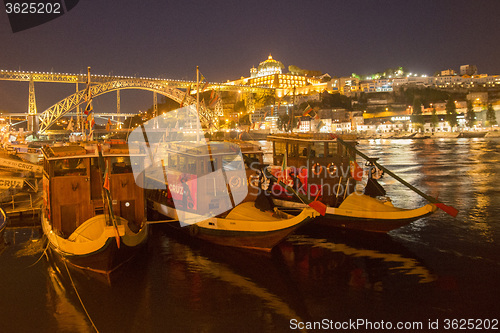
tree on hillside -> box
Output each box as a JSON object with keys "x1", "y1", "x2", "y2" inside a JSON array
[
  {"x1": 145, "y1": 95, "x2": 186, "y2": 117},
  {"x1": 431, "y1": 108, "x2": 439, "y2": 131},
  {"x1": 320, "y1": 92, "x2": 352, "y2": 110},
  {"x1": 254, "y1": 91, "x2": 275, "y2": 109},
  {"x1": 486, "y1": 103, "x2": 497, "y2": 126},
  {"x1": 445, "y1": 99, "x2": 458, "y2": 129},
  {"x1": 124, "y1": 114, "x2": 144, "y2": 129},
  {"x1": 239, "y1": 113, "x2": 250, "y2": 125},
  {"x1": 288, "y1": 65, "x2": 322, "y2": 77},
  {"x1": 395, "y1": 87, "x2": 456, "y2": 107},
  {"x1": 411, "y1": 97, "x2": 424, "y2": 131},
  {"x1": 234, "y1": 100, "x2": 246, "y2": 113},
  {"x1": 277, "y1": 114, "x2": 291, "y2": 132},
  {"x1": 466, "y1": 100, "x2": 475, "y2": 128}
]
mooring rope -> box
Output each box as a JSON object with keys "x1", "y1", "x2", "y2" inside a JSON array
[
  {"x1": 52, "y1": 234, "x2": 100, "y2": 333},
  {"x1": 27, "y1": 235, "x2": 50, "y2": 268},
  {"x1": 61, "y1": 256, "x2": 100, "y2": 333}
]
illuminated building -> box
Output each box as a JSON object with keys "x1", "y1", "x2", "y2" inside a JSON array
[
  {"x1": 230, "y1": 54, "x2": 322, "y2": 95},
  {"x1": 460, "y1": 65, "x2": 478, "y2": 76},
  {"x1": 251, "y1": 54, "x2": 284, "y2": 77}
]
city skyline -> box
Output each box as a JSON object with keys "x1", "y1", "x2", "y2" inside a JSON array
[{"x1": 1, "y1": 0, "x2": 500, "y2": 114}]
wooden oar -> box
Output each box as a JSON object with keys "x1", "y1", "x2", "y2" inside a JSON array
[
  {"x1": 263, "y1": 167, "x2": 326, "y2": 216},
  {"x1": 333, "y1": 176, "x2": 342, "y2": 207},
  {"x1": 334, "y1": 136, "x2": 458, "y2": 217}
]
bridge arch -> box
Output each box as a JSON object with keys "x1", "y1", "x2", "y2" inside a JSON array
[{"x1": 38, "y1": 79, "x2": 215, "y2": 133}]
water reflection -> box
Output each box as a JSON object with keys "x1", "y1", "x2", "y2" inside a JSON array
[
  {"x1": 283, "y1": 225, "x2": 434, "y2": 287},
  {"x1": 45, "y1": 263, "x2": 93, "y2": 333},
  {"x1": 358, "y1": 138, "x2": 500, "y2": 262},
  {"x1": 162, "y1": 239, "x2": 306, "y2": 325},
  {"x1": 282, "y1": 234, "x2": 434, "y2": 286},
  {"x1": 463, "y1": 140, "x2": 500, "y2": 243},
  {"x1": 153, "y1": 224, "x2": 438, "y2": 327}
]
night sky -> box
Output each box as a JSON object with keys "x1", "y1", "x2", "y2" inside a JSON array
[{"x1": 1, "y1": 0, "x2": 500, "y2": 114}]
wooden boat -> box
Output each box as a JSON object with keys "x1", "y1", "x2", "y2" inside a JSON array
[
  {"x1": 41, "y1": 143, "x2": 148, "y2": 282},
  {"x1": 265, "y1": 133, "x2": 361, "y2": 212},
  {"x1": 458, "y1": 131, "x2": 487, "y2": 138},
  {"x1": 144, "y1": 140, "x2": 318, "y2": 251},
  {"x1": 144, "y1": 140, "x2": 254, "y2": 225},
  {"x1": 183, "y1": 201, "x2": 318, "y2": 252},
  {"x1": 264, "y1": 133, "x2": 440, "y2": 233},
  {"x1": 0, "y1": 151, "x2": 42, "y2": 219},
  {"x1": 273, "y1": 193, "x2": 436, "y2": 233}
]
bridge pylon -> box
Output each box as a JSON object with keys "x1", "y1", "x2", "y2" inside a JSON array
[
  {"x1": 245, "y1": 92, "x2": 255, "y2": 114},
  {"x1": 27, "y1": 77, "x2": 39, "y2": 133}
]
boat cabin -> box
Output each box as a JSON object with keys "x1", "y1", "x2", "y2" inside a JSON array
[
  {"x1": 230, "y1": 140, "x2": 264, "y2": 167},
  {"x1": 145, "y1": 141, "x2": 249, "y2": 220},
  {"x1": 42, "y1": 143, "x2": 146, "y2": 237},
  {"x1": 267, "y1": 133, "x2": 358, "y2": 204}
]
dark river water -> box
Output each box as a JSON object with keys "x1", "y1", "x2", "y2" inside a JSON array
[{"x1": 1, "y1": 138, "x2": 499, "y2": 332}]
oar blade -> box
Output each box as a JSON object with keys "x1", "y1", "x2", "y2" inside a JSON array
[
  {"x1": 435, "y1": 203, "x2": 459, "y2": 217},
  {"x1": 308, "y1": 200, "x2": 327, "y2": 216},
  {"x1": 335, "y1": 137, "x2": 459, "y2": 219}
]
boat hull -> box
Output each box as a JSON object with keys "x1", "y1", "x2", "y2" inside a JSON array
[
  {"x1": 458, "y1": 132, "x2": 487, "y2": 138},
  {"x1": 191, "y1": 221, "x2": 312, "y2": 252},
  {"x1": 273, "y1": 196, "x2": 437, "y2": 233},
  {"x1": 42, "y1": 214, "x2": 148, "y2": 283},
  {"x1": 316, "y1": 210, "x2": 435, "y2": 233},
  {"x1": 46, "y1": 238, "x2": 145, "y2": 283},
  {"x1": 151, "y1": 200, "x2": 318, "y2": 252}
]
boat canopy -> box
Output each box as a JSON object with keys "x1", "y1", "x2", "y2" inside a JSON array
[
  {"x1": 267, "y1": 133, "x2": 357, "y2": 168},
  {"x1": 42, "y1": 143, "x2": 144, "y2": 160}
]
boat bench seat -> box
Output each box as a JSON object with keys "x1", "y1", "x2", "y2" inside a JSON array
[
  {"x1": 339, "y1": 194, "x2": 407, "y2": 212},
  {"x1": 68, "y1": 216, "x2": 106, "y2": 242},
  {"x1": 226, "y1": 202, "x2": 276, "y2": 221}
]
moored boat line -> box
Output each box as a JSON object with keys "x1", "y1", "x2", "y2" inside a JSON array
[{"x1": 0, "y1": 128, "x2": 456, "y2": 283}]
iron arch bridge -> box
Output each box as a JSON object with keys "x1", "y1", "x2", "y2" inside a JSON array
[{"x1": 38, "y1": 78, "x2": 216, "y2": 133}]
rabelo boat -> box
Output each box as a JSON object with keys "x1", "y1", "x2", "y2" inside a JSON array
[
  {"x1": 264, "y1": 133, "x2": 437, "y2": 233},
  {"x1": 145, "y1": 140, "x2": 318, "y2": 251},
  {"x1": 41, "y1": 142, "x2": 148, "y2": 282}
]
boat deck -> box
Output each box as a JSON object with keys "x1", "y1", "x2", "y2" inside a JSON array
[
  {"x1": 225, "y1": 202, "x2": 276, "y2": 221},
  {"x1": 3, "y1": 193, "x2": 42, "y2": 226}
]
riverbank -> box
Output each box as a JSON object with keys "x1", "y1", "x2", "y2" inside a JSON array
[
  {"x1": 356, "y1": 130, "x2": 500, "y2": 139},
  {"x1": 239, "y1": 129, "x2": 500, "y2": 141}
]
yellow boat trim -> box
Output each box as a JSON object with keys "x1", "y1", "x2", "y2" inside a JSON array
[
  {"x1": 195, "y1": 202, "x2": 319, "y2": 233},
  {"x1": 42, "y1": 214, "x2": 147, "y2": 256}
]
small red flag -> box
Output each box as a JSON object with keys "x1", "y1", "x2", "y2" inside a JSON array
[
  {"x1": 103, "y1": 164, "x2": 110, "y2": 191},
  {"x1": 303, "y1": 104, "x2": 312, "y2": 116},
  {"x1": 350, "y1": 158, "x2": 363, "y2": 181}
]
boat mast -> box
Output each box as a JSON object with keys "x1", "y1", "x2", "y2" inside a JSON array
[
  {"x1": 84, "y1": 66, "x2": 91, "y2": 140},
  {"x1": 291, "y1": 86, "x2": 296, "y2": 133},
  {"x1": 76, "y1": 82, "x2": 80, "y2": 132},
  {"x1": 196, "y1": 66, "x2": 201, "y2": 142}
]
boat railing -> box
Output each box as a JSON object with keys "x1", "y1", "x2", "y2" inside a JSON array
[
  {"x1": 3, "y1": 192, "x2": 38, "y2": 212},
  {"x1": 275, "y1": 154, "x2": 345, "y2": 170}
]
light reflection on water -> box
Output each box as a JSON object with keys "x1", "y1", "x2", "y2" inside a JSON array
[{"x1": 0, "y1": 138, "x2": 499, "y2": 332}]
